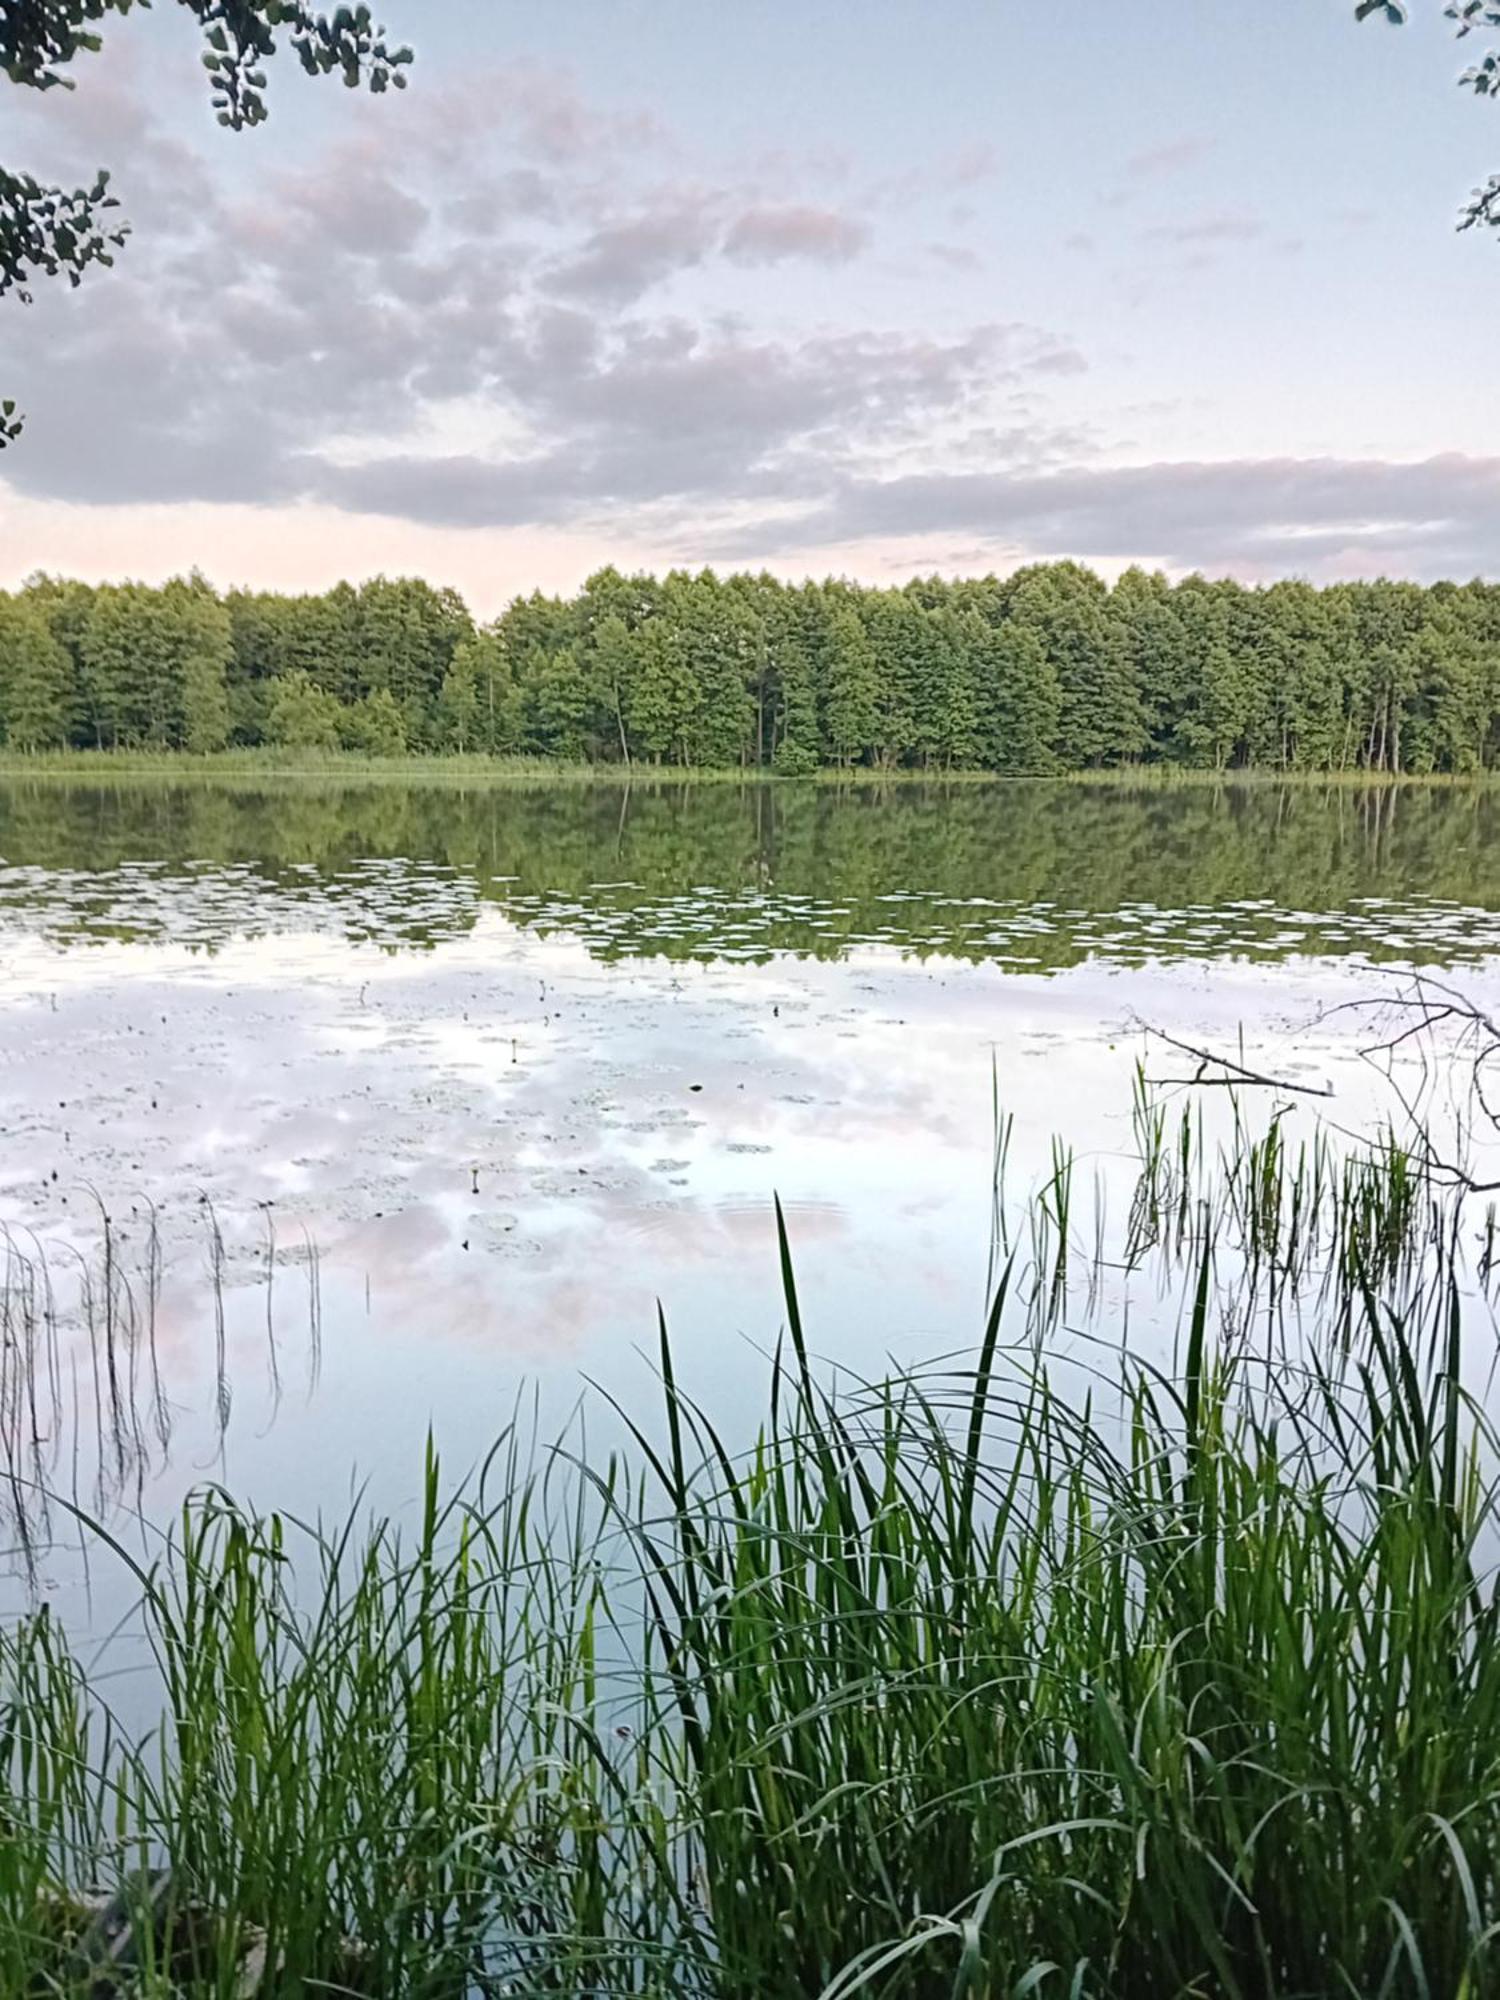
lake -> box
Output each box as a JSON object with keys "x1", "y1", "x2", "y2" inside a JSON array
[{"x1": 3, "y1": 774, "x2": 1500, "y2": 1600}]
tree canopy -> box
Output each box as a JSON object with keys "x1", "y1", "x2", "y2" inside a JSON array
[
  {"x1": 4, "y1": 563, "x2": 1499, "y2": 775},
  {"x1": 1, "y1": 1, "x2": 411, "y2": 443}
]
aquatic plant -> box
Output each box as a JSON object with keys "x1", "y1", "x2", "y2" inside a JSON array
[{"x1": 3, "y1": 1117, "x2": 1500, "y2": 1995}]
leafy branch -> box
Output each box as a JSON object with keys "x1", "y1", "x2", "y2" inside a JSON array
[
  {"x1": 2, "y1": 3, "x2": 412, "y2": 126},
  {"x1": 1358, "y1": 1, "x2": 1500, "y2": 233},
  {"x1": 1, "y1": 2, "x2": 412, "y2": 447},
  {"x1": 0, "y1": 164, "x2": 127, "y2": 302}
]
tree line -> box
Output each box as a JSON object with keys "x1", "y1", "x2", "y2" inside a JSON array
[{"x1": 2, "y1": 564, "x2": 1499, "y2": 773}]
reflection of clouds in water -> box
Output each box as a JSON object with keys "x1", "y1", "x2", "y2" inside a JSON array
[
  {"x1": 313, "y1": 1190, "x2": 853, "y2": 1358},
  {"x1": 5, "y1": 906, "x2": 1500, "y2": 1543},
  {"x1": 616, "y1": 1194, "x2": 847, "y2": 1249}
]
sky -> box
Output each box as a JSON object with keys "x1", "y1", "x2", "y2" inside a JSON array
[{"x1": 2, "y1": 0, "x2": 1498, "y2": 616}]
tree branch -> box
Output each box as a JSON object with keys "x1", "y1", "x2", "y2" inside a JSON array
[
  {"x1": 1137, "y1": 1024, "x2": 1335, "y2": 1097},
  {"x1": 1357, "y1": 1, "x2": 1500, "y2": 234}
]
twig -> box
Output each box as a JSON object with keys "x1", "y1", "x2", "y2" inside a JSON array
[{"x1": 1139, "y1": 1025, "x2": 1333, "y2": 1098}]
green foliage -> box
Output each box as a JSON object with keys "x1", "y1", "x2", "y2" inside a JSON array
[
  {"x1": 342, "y1": 686, "x2": 407, "y2": 756},
  {"x1": 2, "y1": 1127, "x2": 1500, "y2": 1994},
  {"x1": 1011, "y1": 560, "x2": 1144, "y2": 769},
  {"x1": 973, "y1": 616, "x2": 1060, "y2": 772},
  {"x1": 168, "y1": 575, "x2": 232, "y2": 753},
  {"x1": 440, "y1": 631, "x2": 520, "y2": 754},
  {"x1": 0, "y1": 593, "x2": 71, "y2": 749},
  {"x1": 771, "y1": 737, "x2": 821, "y2": 776},
  {"x1": 77, "y1": 576, "x2": 232, "y2": 751},
  {"x1": 824, "y1": 601, "x2": 881, "y2": 764},
  {"x1": 7, "y1": 564, "x2": 1500, "y2": 774},
  {"x1": 0, "y1": 165, "x2": 125, "y2": 304},
  {"x1": 266, "y1": 670, "x2": 343, "y2": 750},
  {"x1": 1, "y1": 1, "x2": 412, "y2": 444},
  {"x1": 1356, "y1": 0, "x2": 1500, "y2": 232},
  {"x1": 2, "y1": 773, "x2": 1499, "y2": 975}
]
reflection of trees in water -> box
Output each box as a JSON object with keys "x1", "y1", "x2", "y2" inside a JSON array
[{"x1": 0, "y1": 779, "x2": 1497, "y2": 968}]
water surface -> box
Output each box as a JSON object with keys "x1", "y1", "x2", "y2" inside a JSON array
[{"x1": 2, "y1": 775, "x2": 1498, "y2": 1596}]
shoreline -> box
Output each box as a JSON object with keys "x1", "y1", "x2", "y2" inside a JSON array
[{"x1": 0, "y1": 750, "x2": 1497, "y2": 790}]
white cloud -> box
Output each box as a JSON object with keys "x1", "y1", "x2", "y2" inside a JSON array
[
  {"x1": 724, "y1": 454, "x2": 1500, "y2": 581},
  {"x1": 722, "y1": 204, "x2": 869, "y2": 266},
  {"x1": 2, "y1": 29, "x2": 1491, "y2": 601}
]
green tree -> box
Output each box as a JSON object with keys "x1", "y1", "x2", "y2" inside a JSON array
[
  {"x1": 267, "y1": 670, "x2": 344, "y2": 751},
  {"x1": 760, "y1": 582, "x2": 822, "y2": 773},
  {"x1": 0, "y1": 593, "x2": 71, "y2": 749},
  {"x1": 824, "y1": 604, "x2": 881, "y2": 765},
  {"x1": 224, "y1": 589, "x2": 284, "y2": 744},
  {"x1": 860, "y1": 590, "x2": 922, "y2": 764},
  {"x1": 1347, "y1": 580, "x2": 1425, "y2": 772},
  {"x1": 17, "y1": 573, "x2": 96, "y2": 744},
  {"x1": 1112, "y1": 567, "x2": 1192, "y2": 762},
  {"x1": 919, "y1": 607, "x2": 981, "y2": 768},
  {"x1": 343, "y1": 687, "x2": 408, "y2": 756},
  {"x1": 625, "y1": 607, "x2": 699, "y2": 765},
  {"x1": 167, "y1": 575, "x2": 232, "y2": 752},
  {"x1": 439, "y1": 631, "x2": 520, "y2": 754},
  {"x1": 12, "y1": 562, "x2": 1500, "y2": 777},
  {"x1": 589, "y1": 614, "x2": 641, "y2": 765},
  {"x1": 1404, "y1": 597, "x2": 1492, "y2": 772},
  {"x1": 437, "y1": 646, "x2": 481, "y2": 754},
  {"x1": 81, "y1": 583, "x2": 168, "y2": 747},
  {"x1": 498, "y1": 591, "x2": 587, "y2": 754},
  {"x1": 528, "y1": 645, "x2": 597, "y2": 760},
  {"x1": 973, "y1": 617, "x2": 1060, "y2": 773},
  {"x1": 1009, "y1": 563, "x2": 1142, "y2": 769},
  {"x1": 1257, "y1": 582, "x2": 1346, "y2": 770},
  {"x1": 679, "y1": 574, "x2": 759, "y2": 767},
  {"x1": 356, "y1": 577, "x2": 471, "y2": 749},
  {"x1": 1169, "y1": 577, "x2": 1255, "y2": 770}
]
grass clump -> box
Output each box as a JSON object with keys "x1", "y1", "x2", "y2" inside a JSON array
[{"x1": 4, "y1": 1143, "x2": 1500, "y2": 1995}]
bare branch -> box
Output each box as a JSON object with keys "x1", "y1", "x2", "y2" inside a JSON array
[{"x1": 1136, "y1": 1024, "x2": 1334, "y2": 1098}]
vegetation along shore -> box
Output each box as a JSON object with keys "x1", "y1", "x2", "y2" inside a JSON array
[
  {"x1": 5, "y1": 1100, "x2": 1500, "y2": 1995},
  {"x1": 3, "y1": 564, "x2": 1499, "y2": 774}
]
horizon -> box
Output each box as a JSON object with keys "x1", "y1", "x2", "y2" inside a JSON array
[{"x1": 3, "y1": 3, "x2": 1498, "y2": 617}]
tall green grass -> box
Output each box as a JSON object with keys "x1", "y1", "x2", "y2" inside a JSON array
[
  {"x1": 3, "y1": 747, "x2": 1499, "y2": 792},
  {"x1": 4, "y1": 1125, "x2": 1500, "y2": 1995}
]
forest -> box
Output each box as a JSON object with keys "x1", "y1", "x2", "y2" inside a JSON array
[{"x1": 1, "y1": 562, "x2": 1498, "y2": 773}]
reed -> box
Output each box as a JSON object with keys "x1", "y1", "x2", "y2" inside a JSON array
[{"x1": 3, "y1": 1122, "x2": 1500, "y2": 1995}]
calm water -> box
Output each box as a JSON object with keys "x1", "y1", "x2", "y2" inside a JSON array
[
  {"x1": 2, "y1": 776, "x2": 1500, "y2": 962},
  {"x1": 2, "y1": 776, "x2": 1499, "y2": 1598}
]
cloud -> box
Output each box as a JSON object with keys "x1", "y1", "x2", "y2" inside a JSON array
[
  {"x1": 545, "y1": 202, "x2": 719, "y2": 302},
  {"x1": 299, "y1": 321, "x2": 1058, "y2": 529},
  {"x1": 1142, "y1": 211, "x2": 1266, "y2": 246},
  {"x1": 720, "y1": 454, "x2": 1500, "y2": 580},
  {"x1": 443, "y1": 171, "x2": 562, "y2": 234},
  {"x1": 944, "y1": 143, "x2": 999, "y2": 188},
  {"x1": 1125, "y1": 136, "x2": 1214, "y2": 179},
  {"x1": 543, "y1": 198, "x2": 870, "y2": 300},
  {"x1": 1, "y1": 46, "x2": 1090, "y2": 539},
  {"x1": 408, "y1": 61, "x2": 672, "y2": 172},
  {"x1": 722, "y1": 205, "x2": 869, "y2": 266},
  {"x1": 6, "y1": 36, "x2": 1485, "y2": 598},
  {"x1": 273, "y1": 165, "x2": 431, "y2": 258},
  {"x1": 927, "y1": 242, "x2": 983, "y2": 272}
]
